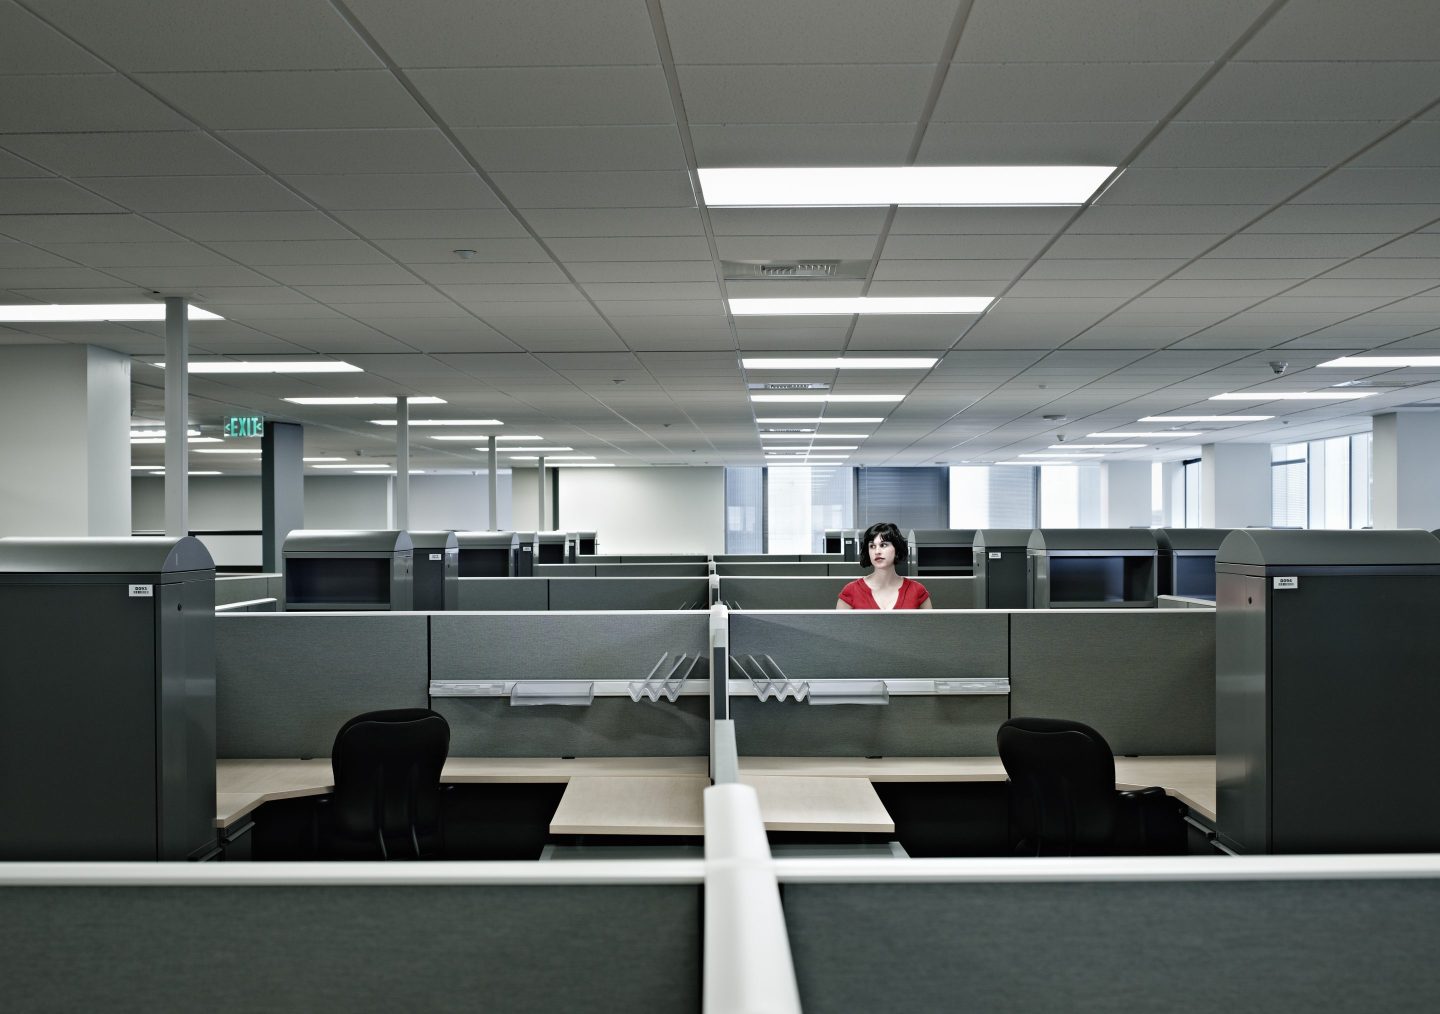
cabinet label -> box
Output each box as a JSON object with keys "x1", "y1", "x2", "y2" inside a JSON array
[
  {"x1": 988, "y1": 552, "x2": 1002, "y2": 559},
  {"x1": 1273, "y1": 576, "x2": 1299, "y2": 590},
  {"x1": 128, "y1": 584, "x2": 154, "y2": 598},
  {"x1": 428, "y1": 553, "x2": 443, "y2": 561}
]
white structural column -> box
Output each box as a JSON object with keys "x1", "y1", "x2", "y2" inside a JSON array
[
  {"x1": 0, "y1": 345, "x2": 130, "y2": 537},
  {"x1": 536, "y1": 456, "x2": 546, "y2": 531},
  {"x1": 1201, "y1": 443, "x2": 1270, "y2": 527},
  {"x1": 1372, "y1": 411, "x2": 1440, "y2": 530},
  {"x1": 164, "y1": 297, "x2": 189, "y2": 538},
  {"x1": 1100, "y1": 461, "x2": 1151, "y2": 528},
  {"x1": 395, "y1": 396, "x2": 409, "y2": 531},
  {"x1": 486, "y1": 436, "x2": 498, "y2": 529}
]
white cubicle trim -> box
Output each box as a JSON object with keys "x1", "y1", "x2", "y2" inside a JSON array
[
  {"x1": 0, "y1": 860, "x2": 705, "y2": 887},
  {"x1": 772, "y1": 853, "x2": 1440, "y2": 884},
  {"x1": 703, "y1": 783, "x2": 803, "y2": 1014}
]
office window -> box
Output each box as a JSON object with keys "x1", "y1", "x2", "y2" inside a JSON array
[
  {"x1": 1272, "y1": 443, "x2": 1308, "y2": 528},
  {"x1": 1038, "y1": 465, "x2": 1100, "y2": 527},
  {"x1": 766, "y1": 466, "x2": 854, "y2": 553},
  {"x1": 1182, "y1": 458, "x2": 1202, "y2": 528},
  {"x1": 1151, "y1": 462, "x2": 1164, "y2": 527},
  {"x1": 724, "y1": 467, "x2": 764, "y2": 553},
  {"x1": 949, "y1": 465, "x2": 1037, "y2": 528},
  {"x1": 1271, "y1": 434, "x2": 1371, "y2": 531},
  {"x1": 856, "y1": 467, "x2": 947, "y2": 530},
  {"x1": 1351, "y1": 432, "x2": 1372, "y2": 529}
]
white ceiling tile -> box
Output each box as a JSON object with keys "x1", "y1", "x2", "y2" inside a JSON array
[
  {"x1": 80, "y1": 175, "x2": 310, "y2": 213},
  {"x1": 149, "y1": 211, "x2": 356, "y2": 241},
  {"x1": 1349, "y1": 122, "x2": 1440, "y2": 167},
  {"x1": 552, "y1": 236, "x2": 713, "y2": 261},
  {"x1": 525, "y1": 208, "x2": 705, "y2": 238},
  {"x1": 0, "y1": 266, "x2": 124, "y2": 288},
  {"x1": 0, "y1": 75, "x2": 192, "y2": 132},
  {"x1": 1046, "y1": 234, "x2": 1226, "y2": 258},
  {"x1": 711, "y1": 208, "x2": 890, "y2": 236},
  {"x1": 455, "y1": 126, "x2": 687, "y2": 172},
  {"x1": 1208, "y1": 233, "x2": 1393, "y2": 258},
  {"x1": 875, "y1": 259, "x2": 1029, "y2": 281},
  {"x1": 0, "y1": 242, "x2": 70, "y2": 268},
  {"x1": 1006, "y1": 279, "x2": 1155, "y2": 298},
  {"x1": 220, "y1": 130, "x2": 469, "y2": 174},
  {"x1": 1372, "y1": 234, "x2": 1440, "y2": 258},
  {"x1": 1133, "y1": 121, "x2": 1386, "y2": 168},
  {"x1": 933, "y1": 63, "x2": 1205, "y2": 121},
  {"x1": 408, "y1": 67, "x2": 675, "y2": 126},
  {"x1": 1180, "y1": 62, "x2": 1440, "y2": 121},
  {"x1": 206, "y1": 240, "x2": 392, "y2": 265},
  {"x1": 371, "y1": 237, "x2": 550, "y2": 262},
  {"x1": 1324, "y1": 257, "x2": 1440, "y2": 279},
  {"x1": 491, "y1": 171, "x2": 695, "y2": 208},
  {"x1": 346, "y1": 0, "x2": 661, "y2": 66},
  {"x1": 1238, "y1": 2, "x2": 1440, "y2": 60},
  {"x1": 1293, "y1": 168, "x2": 1440, "y2": 205},
  {"x1": 580, "y1": 282, "x2": 722, "y2": 301},
  {"x1": 0, "y1": 213, "x2": 179, "y2": 244},
  {"x1": 566, "y1": 261, "x2": 717, "y2": 283},
  {"x1": 106, "y1": 265, "x2": 276, "y2": 288},
  {"x1": 866, "y1": 280, "x2": 1005, "y2": 298},
  {"x1": 715, "y1": 235, "x2": 879, "y2": 261},
  {"x1": 0, "y1": 179, "x2": 121, "y2": 214},
  {"x1": 295, "y1": 283, "x2": 444, "y2": 303},
  {"x1": 679, "y1": 65, "x2": 934, "y2": 124},
  {"x1": 333, "y1": 210, "x2": 527, "y2": 240},
  {"x1": 917, "y1": 121, "x2": 1151, "y2": 164},
  {"x1": 891, "y1": 208, "x2": 1074, "y2": 235},
  {"x1": 663, "y1": 0, "x2": 957, "y2": 62},
  {"x1": 1061, "y1": 327, "x2": 1196, "y2": 349},
  {"x1": 409, "y1": 262, "x2": 571, "y2": 285},
  {"x1": 881, "y1": 235, "x2": 1050, "y2": 259},
  {"x1": 137, "y1": 71, "x2": 429, "y2": 130},
  {"x1": 1070, "y1": 204, "x2": 1265, "y2": 234},
  {"x1": 1098, "y1": 167, "x2": 1320, "y2": 205},
  {"x1": 691, "y1": 123, "x2": 916, "y2": 166},
  {"x1": 261, "y1": 264, "x2": 422, "y2": 286},
  {"x1": 0, "y1": 132, "x2": 258, "y2": 177},
  {"x1": 30, "y1": 0, "x2": 381, "y2": 71},
  {"x1": 283, "y1": 173, "x2": 502, "y2": 211},
  {"x1": 1170, "y1": 258, "x2": 1343, "y2": 279},
  {"x1": 436, "y1": 283, "x2": 582, "y2": 302},
  {"x1": 1024, "y1": 259, "x2": 1188, "y2": 280}
]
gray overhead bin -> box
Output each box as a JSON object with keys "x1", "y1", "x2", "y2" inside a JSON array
[
  {"x1": 456, "y1": 531, "x2": 518, "y2": 578},
  {"x1": 973, "y1": 529, "x2": 1033, "y2": 608},
  {"x1": 408, "y1": 530, "x2": 459, "y2": 611},
  {"x1": 512, "y1": 530, "x2": 537, "y2": 576},
  {"x1": 1154, "y1": 527, "x2": 1231, "y2": 600},
  {"x1": 282, "y1": 530, "x2": 413, "y2": 611},
  {"x1": 824, "y1": 528, "x2": 859, "y2": 560},
  {"x1": 536, "y1": 530, "x2": 567, "y2": 565},
  {"x1": 1214, "y1": 529, "x2": 1440, "y2": 855},
  {"x1": 0, "y1": 537, "x2": 218, "y2": 861},
  {"x1": 1027, "y1": 528, "x2": 1158, "y2": 608},
  {"x1": 912, "y1": 529, "x2": 976, "y2": 577},
  {"x1": 572, "y1": 530, "x2": 597, "y2": 557}
]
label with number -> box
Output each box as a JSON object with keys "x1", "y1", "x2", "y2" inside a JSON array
[
  {"x1": 989, "y1": 552, "x2": 1002, "y2": 559},
  {"x1": 1273, "y1": 576, "x2": 1299, "y2": 590},
  {"x1": 128, "y1": 584, "x2": 154, "y2": 598},
  {"x1": 429, "y1": 553, "x2": 443, "y2": 561}
]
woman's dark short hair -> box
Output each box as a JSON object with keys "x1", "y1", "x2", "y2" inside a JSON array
[{"x1": 860, "y1": 522, "x2": 908, "y2": 566}]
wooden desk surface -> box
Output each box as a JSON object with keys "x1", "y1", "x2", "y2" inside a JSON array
[{"x1": 548, "y1": 775, "x2": 894, "y2": 836}]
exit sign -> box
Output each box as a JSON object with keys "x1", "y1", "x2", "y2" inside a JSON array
[{"x1": 224, "y1": 415, "x2": 265, "y2": 438}]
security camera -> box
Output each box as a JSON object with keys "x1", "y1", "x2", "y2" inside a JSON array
[
  {"x1": 1055, "y1": 433, "x2": 1066, "y2": 443},
  {"x1": 1269, "y1": 360, "x2": 1288, "y2": 375}
]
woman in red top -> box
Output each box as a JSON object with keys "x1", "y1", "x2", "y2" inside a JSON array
[{"x1": 836, "y1": 522, "x2": 932, "y2": 610}]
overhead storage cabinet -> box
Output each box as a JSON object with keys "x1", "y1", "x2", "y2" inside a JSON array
[
  {"x1": 973, "y1": 529, "x2": 1032, "y2": 608},
  {"x1": 1027, "y1": 528, "x2": 1158, "y2": 609},
  {"x1": 282, "y1": 530, "x2": 413, "y2": 611},
  {"x1": 457, "y1": 531, "x2": 519, "y2": 578},
  {"x1": 0, "y1": 536, "x2": 217, "y2": 860},
  {"x1": 1215, "y1": 529, "x2": 1440, "y2": 854},
  {"x1": 911, "y1": 529, "x2": 976, "y2": 577},
  {"x1": 1154, "y1": 527, "x2": 1231, "y2": 600},
  {"x1": 409, "y1": 530, "x2": 459, "y2": 610}
]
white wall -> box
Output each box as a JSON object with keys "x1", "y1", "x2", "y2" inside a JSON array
[
  {"x1": 557, "y1": 467, "x2": 725, "y2": 554},
  {"x1": 409, "y1": 472, "x2": 511, "y2": 531},
  {"x1": 1372, "y1": 411, "x2": 1440, "y2": 530},
  {"x1": 304, "y1": 475, "x2": 393, "y2": 530},
  {"x1": 1100, "y1": 461, "x2": 1152, "y2": 528},
  {"x1": 1201, "y1": 443, "x2": 1271, "y2": 527}
]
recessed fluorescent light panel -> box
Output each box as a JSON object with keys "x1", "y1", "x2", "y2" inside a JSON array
[
  {"x1": 0, "y1": 304, "x2": 222, "y2": 322},
  {"x1": 129, "y1": 429, "x2": 201, "y2": 438},
  {"x1": 1088, "y1": 431, "x2": 1205, "y2": 438},
  {"x1": 697, "y1": 166, "x2": 1116, "y2": 207},
  {"x1": 1018, "y1": 453, "x2": 1102, "y2": 459},
  {"x1": 760, "y1": 434, "x2": 869, "y2": 440},
  {"x1": 1049, "y1": 444, "x2": 1144, "y2": 450},
  {"x1": 190, "y1": 448, "x2": 263, "y2": 454},
  {"x1": 742, "y1": 357, "x2": 937, "y2": 370},
  {"x1": 756, "y1": 417, "x2": 885, "y2": 424},
  {"x1": 1139, "y1": 415, "x2": 1273, "y2": 423},
  {"x1": 1208, "y1": 392, "x2": 1375, "y2": 401},
  {"x1": 764, "y1": 445, "x2": 859, "y2": 451},
  {"x1": 731, "y1": 297, "x2": 991, "y2": 316},
  {"x1": 285, "y1": 396, "x2": 445, "y2": 405},
  {"x1": 501, "y1": 446, "x2": 573, "y2": 452},
  {"x1": 751, "y1": 394, "x2": 904, "y2": 403},
  {"x1": 129, "y1": 436, "x2": 221, "y2": 444},
  {"x1": 311, "y1": 463, "x2": 382, "y2": 469},
  {"x1": 370, "y1": 419, "x2": 502, "y2": 427},
  {"x1": 1318, "y1": 356, "x2": 1440, "y2": 368},
  {"x1": 303, "y1": 457, "x2": 347, "y2": 463},
  {"x1": 155, "y1": 360, "x2": 359, "y2": 373}
]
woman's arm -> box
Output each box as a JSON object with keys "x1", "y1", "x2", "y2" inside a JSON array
[
  {"x1": 919, "y1": 597, "x2": 933, "y2": 609},
  {"x1": 835, "y1": 598, "x2": 853, "y2": 610}
]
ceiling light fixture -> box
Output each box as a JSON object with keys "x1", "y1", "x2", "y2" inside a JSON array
[
  {"x1": 1088, "y1": 431, "x2": 1205, "y2": 438},
  {"x1": 303, "y1": 457, "x2": 347, "y2": 463},
  {"x1": 1048, "y1": 444, "x2": 1144, "y2": 450},
  {"x1": 0, "y1": 303, "x2": 222, "y2": 322},
  {"x1": 1139, "y1": 415, "x2": 1273, "y2": 423},
  {"x1": 370, "y1": 419, "x2": 502, "y2": 427},
  {"x1": 751, "y1": 394, "x2": 904, "y2": 403},
  {"x1": 759, "y1": 433, "x2": 869, "y2": 440},
  {"x1": 730, "y1": 296, "x2": 992, "y2": 316},
  {"x1": 191, "y1": 448, "x2": 263, "y2": 455},
  {"x1": 1018, "y1": 453, "x2": 1103, "y2": 459},
  {"x1": 499, "y1": 446, "x2": 573, "y2": 452},
  {"x1": 284, "y1": 396, "x2": 445, "y2": 405},
  {"x1": 129, "y1": 436, "x2": 222, "y2": 444},
  {"x1": 1318, "y1": 356, "x2": 1440, "y2": 368},
  {"x1": 155, "y1": 360, "x2": 359, "y2": 373},
  {"x1": 755, "y1": 417, "x2": 886, "y2": 424},
  {"x1": 698, "y1": 166, "x2": 1116, "y2": 207},
  {"x1": 1208, "y1": 391, "x2": 1376, "y2": 401},
  {"x1": 741, "y1": 357, "x2": 937, "y2": 369},
  {"x1": 129, "y1": 429, "x2": 201, "y2": 438}
]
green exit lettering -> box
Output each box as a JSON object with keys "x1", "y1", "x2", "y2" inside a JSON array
[{"x1": 224, "y1": 416, "x2": 265, "y2": 439}]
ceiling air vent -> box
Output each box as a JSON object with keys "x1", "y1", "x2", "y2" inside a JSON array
[
  {"x1": 722, "y1": 259, "x2": 869, "y2": 281},
  {"x1": 747, "y1": 381, "x2": 830, "y2": 391}
]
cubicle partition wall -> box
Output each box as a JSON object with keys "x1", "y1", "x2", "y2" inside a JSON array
[
  {"x1": 430, "y1": 612, "x2": 711, "y2": 757},
  {"x1": 408, "y1": 530, "x2": 459, "y2": 611},
  {"x1": 718, "y1": 575, "x2": 978, "y2": 610},
  {"x1": 539, "y1": 562, "x2": 712, "y2": 578},
  {"x1": 1154, "y1": 527, "x2": 1230, "y2": 600},
  {"x1": 1008, "y1": 610, "x2": 1215, "y2": 755},
  {"x1": 727, "y1": 611, "x2": 1010, "y2": 756},
  {"x1": 714, "y1": 561, "x2": 868, "y2": 578},
  {"x1": 215, "y1": 572, "x2": 282, "y2": 610},
  {"x1": 972, "y1": 529, "x2": 1031, "y2": 608},
  {"x1": 215, "y1": 612, "x2": 429, "y2": 757},
  {"x1": 1027, "y1": 528, "x2": 1158, "y2": 608}
]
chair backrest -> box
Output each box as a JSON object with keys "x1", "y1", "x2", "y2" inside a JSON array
[
  {"x1": 330, "y1": 709, "x2": 450, "y2": 856},
  {"x1": 996, "y1": 717, "x2": 1118, "y2": 856}
]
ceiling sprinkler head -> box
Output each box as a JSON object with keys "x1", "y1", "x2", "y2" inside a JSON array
[
  {"x1": 453, "y1": 249, "x2": 477, "y2": 260},
  {"x1": 1270, "y1": 360, "x2": 1288, "y2": 375}
]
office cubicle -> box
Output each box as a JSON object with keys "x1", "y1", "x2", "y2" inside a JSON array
[
  {"x1": 0, "y1": 537, "x2": 218, "y2": 861},
  {"x1": 1154, "y1": 527, "x2": 1230, "y2": 601},
  {"x1": 1027, "y1": 528, "x2": 1158, "y2": 608},
  {"x1": 282, "y1": 530, "x2": 414, "y2": 611},
  {"x1": 536, "y1": 530, "x2": 567, "y2": 565},
  {"x1": 717, "y1": 575, "x2": 977, "y2": 610},
  {"x1": 408, "y1": 530, "x2": 459, "y2": 610},
  {"x1": 456, "y1": 530, "x2": 519, "y2": 577},
  {"x1": 1215, "y1": 529, "x2": 1440, "y2": 855},
  {"x1": 911, "y1": 529, "x2": 976, "y2": 577}
]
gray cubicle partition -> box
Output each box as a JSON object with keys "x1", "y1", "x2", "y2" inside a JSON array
[
  {"x1": 456, "y1": 531, "x2": 519, "y2": 577},
  {"x1": 0, "y1": 867, "x2": 703, "y2": 1014},
  {"x1": 1154, "y1": 527, "x2": 1230, "y2": 600},
  {"x1": 548, "y1": 577, "x2": 710, "y2": 610},
  {"x1": 1215, "y1": 529, "x2": 1440, "y2": 855},
  {"x1": 0, "y1": 537, "x2": 217, "y2": 861},
  {"x1": 539, "y1": 562, "x2": 712, "y2": 578},
  {"x1": 1027, "y1": 528, "x2": 1158, "y2": 608},
  {"x1": 282, "y1": 530, "x2": 413, "y2": 611},
  {"x1": 719, "y1": 575, "x2": 978, "y2": 610},
  {"x1": 781, "y1": 861, "x2": 1440, "y2": 1014},
  {"x1": 430, "y1": 612, "x2": 711, "y2": 756},
  {"x1": 514, "y1": 531, "x2": 537, "y2": 575},
  {"x1": 972, "y1": 529, "x2": 1031, "y2": 608},
  {"x1": 912, "y1": 529, "x2": 976, "y2": 577},
  {"x1": 728, "y1": 612, "x2": 1010, "y2": 756},
  {"x1": 536, "y1": 530, "x2": 567, "y2": 565},
  {"x1": 714, "y1": 561, "x2": 868, "y2": 578},
  {"x1": 574, "y1": 530, "x2": 598, "y2": 556},
  {"x1": 408, "y1": 530, "x2": 459, "y2": 610},
  {"x1": 215, "y1": 612, "x2": 429, "y2": 757},
  {"x1": 1008, "y1": 610, "x2": 1215, "y2": 755},
  {"x1": 458, "y1": 577, "x2": 550, "y2": 611},
  {"x1": 215, "y1": 572, "x2": 282, "y2": 607}
]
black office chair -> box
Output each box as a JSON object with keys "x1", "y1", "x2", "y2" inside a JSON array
[
  {"x1": 996, "y1": 717, "x2": 1185, "y2": 857},
  {"x1": 323, "y1": 708, "x2": 450, "y2": 860}
]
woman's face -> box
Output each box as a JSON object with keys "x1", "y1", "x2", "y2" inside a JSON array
[{"x1": 868, "y1": 535, "x2": 896, "y2": 570}]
